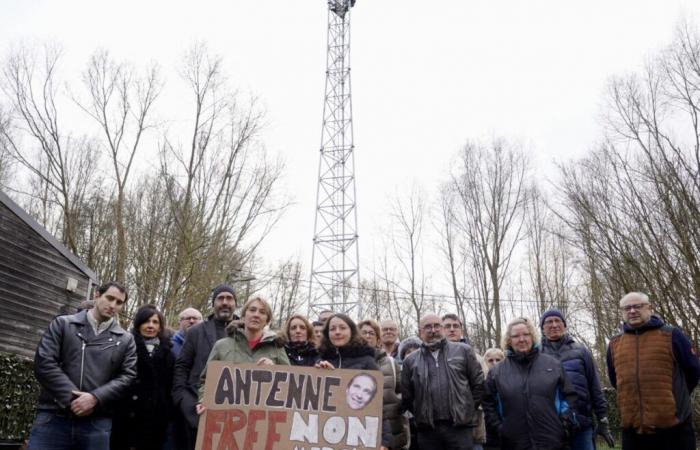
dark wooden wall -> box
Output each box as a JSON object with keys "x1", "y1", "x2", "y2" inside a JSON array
[{"x1": 0, "y1": 201, "x2": 90, "y2": 359}]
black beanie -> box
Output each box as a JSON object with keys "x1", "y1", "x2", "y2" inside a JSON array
[{"x1": 211, "y1": 284, "x2": 236, "y2": 304}]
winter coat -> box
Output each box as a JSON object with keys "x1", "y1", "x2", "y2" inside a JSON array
[
  {"x1": 482, "y1": 347, "x2": 577, "y2": 450},
  {"x1": 198, "y1": 326, "x2": 290, "y2": 400},
  {"x1": 173, "y1": 315, "x2": 235, "y2": 429},
  {"x1": 541, "y1": 334, "x2": 607, "y2": 428},
  {"x1": 34, "y1": 310, "x2": 137, "y2": 416},
  {"x1": 606, "y1": 315, "x2": 700, "y2": 433},
  {"x1": 171, "y1": 329, "x2": 185, "y2": 357},
  {"x1": 377, "y1": 349, "x2": 409, "y2": 449},
  {"x1": 401, "y1": 339, "x2": 484, "y2": 429},
  {"x1": 285, "y1": 341, "x2": 319, "y2": 367},
  {"x1": 111, "y1": 333, "x2": 175, "y2": 450}
]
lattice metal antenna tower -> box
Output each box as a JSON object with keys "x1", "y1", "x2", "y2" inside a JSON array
[{"x1": 309, "y1": 0, "x2": 360, "y2": 316}]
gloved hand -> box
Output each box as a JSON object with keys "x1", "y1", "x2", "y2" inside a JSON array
[{"x1": 596, "y1": 417, "x2": 615, "y2": 447}]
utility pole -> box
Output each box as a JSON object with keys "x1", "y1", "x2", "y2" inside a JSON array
[{"x1": 309, "y1": 0, "x2": 361, "y2": 317}]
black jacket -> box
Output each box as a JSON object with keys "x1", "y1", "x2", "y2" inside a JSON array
[
  {"x1": 34, "y1": 310, "x2": 137, "y2": 416},
  {"x1": 482, "y1": 347, "x2": 577, "y2": 450},
  {"x1": 111, "y1": 333, "x2": 175, "y2": 450},
  {"x1": 401, "y1": 339, "x2": 484, "y2": 429},
  {"x1": 285, "y1": 341, "x2": 319, "y2": 367},
  {"x1": 172, "y1": 315, "x2": 234, "y2": 428}
]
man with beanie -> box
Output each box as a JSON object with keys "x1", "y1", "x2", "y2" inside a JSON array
[
  {"x1": 172, "y1": 284, "x2": 238, "y2": 450},
  {"x1": 540, "y1": 308, "x2": 614, "y2": 450}
]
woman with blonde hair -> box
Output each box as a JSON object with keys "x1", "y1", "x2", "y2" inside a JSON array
[
  {"x1": 482, "y1": 317, "x2": 577, "y2": 450},
  {"x1": 196, "y1": 296, "x2": 290, "y2": 412}
]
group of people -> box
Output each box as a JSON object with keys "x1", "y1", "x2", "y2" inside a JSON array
[{"x1": 26, "y1": 282, "x2": 700, "y2": 450}]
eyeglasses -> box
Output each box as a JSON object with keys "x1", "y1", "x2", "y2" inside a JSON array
[
  {"x1": 622, "y1": 303, "x2": 649, "y2": 312},
  {"x1": 443, "y1": 323, "x2": 461, "y2": 330},
  {"x1": 361, "y1": 330, "x2": 376, "y2": 336},
  {"x1": 381, "y1": 327, "x2": 397, "y2": 332},
  {"x1": 422, "y1": 323, "x2": 442, "y2": 332},
  {"x1": 180, "y1": 316, "x2": 201, "y2": 322}
]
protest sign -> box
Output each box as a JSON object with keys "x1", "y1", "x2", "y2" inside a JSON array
[{"x1": 195, "y1": 362, "x2": 384, "y2": 450}]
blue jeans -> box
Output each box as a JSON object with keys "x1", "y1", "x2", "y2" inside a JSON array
[
  {"x1": 571, "y1": 426, "x2": 595, "y2": 450},
  {"x1": 27, "y1": 411, "x2": 111, "y2": 450}
]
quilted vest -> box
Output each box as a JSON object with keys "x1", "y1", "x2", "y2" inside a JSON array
[{"x1": 609, "y1": 326, "x2": 677, "y2": 433}]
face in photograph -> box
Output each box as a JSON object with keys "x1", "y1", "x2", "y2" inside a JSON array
[{"x1": 346, "y1": 373, "x2": 377, "y2": 410}]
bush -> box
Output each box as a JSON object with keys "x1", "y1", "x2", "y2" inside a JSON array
[{"x1": 0, "y1": 352, "x2": 39, "y2": 440}]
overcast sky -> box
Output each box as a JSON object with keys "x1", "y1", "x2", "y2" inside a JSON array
[{"x1": 3, "y1": 0, "x2": 700, "y2": 291}]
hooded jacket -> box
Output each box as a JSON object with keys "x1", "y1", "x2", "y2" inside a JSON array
[
  {"x1": 482, "y1": 347, "x2": 577, "y2": 450},
  {"x1": 198, "y1": 325, "x2": 290, "y2": 401},
  {"x1": 541, "y1": 333, "x2": 607, "y2": 428},
  {"x1": 606, "y1": 315, "x2": 700, "y2": 433},
  {"x1": 401, "y1": 339, "x2": 484, "y2": 429},
  {"x1": 34, "y1": 310, "x2": 137, "y2": 416}
]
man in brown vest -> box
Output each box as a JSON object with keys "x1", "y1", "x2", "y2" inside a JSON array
[{"x1": 606, "y1": 292, "x2": 700, "y2": 450}]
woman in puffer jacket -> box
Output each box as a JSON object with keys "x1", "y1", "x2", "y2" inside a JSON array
[
  {"x1": 359, "y1": 319, "x2": 409, "y2": 450},
  {"x1": 482, "y1": 317, "x2": 578, "y2": 450}
]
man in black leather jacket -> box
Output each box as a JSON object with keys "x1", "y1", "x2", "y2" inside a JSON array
[
  {"x1": 401, "y1": 313, "x2": 484, "y2": 450},
  {"x1": 27, "y1": 281, "x2": 137, "y2": 450}
]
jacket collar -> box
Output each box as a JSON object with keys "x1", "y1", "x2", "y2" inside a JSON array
[
  {"x1": 623, "y1": 314, "x2": 664, "y2": 333},
  {"x1": 67, "y1": 309, "x2": 126, "y2": 335}
]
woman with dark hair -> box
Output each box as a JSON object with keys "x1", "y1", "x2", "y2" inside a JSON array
[
  {"x1": 110, "y1": 304, "x2": 174, "y2": 450},
  {"x1": 284, "y1": 313, "x2": 319, "y2": 366},
  {"x1": 316, "y1": 314, "x2": 390, "y2": 450}
]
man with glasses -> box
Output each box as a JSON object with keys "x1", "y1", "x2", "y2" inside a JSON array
[
  {"x1": 607, "y1": 292, "x2": 700, "y2": 450},
  {"x1": 540, "y1": 309, "x2": 614, "y2": 450},
  {"x1": 379, "y1": 319, "x2": 400, "y2": 358},
  {"x1": 401, "y1": 313, "x2": 484, "y2": 449},
  {"x1": 171, "y1": 307, "x2": 203, "y2": 357}
]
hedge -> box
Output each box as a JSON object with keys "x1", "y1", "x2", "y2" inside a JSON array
[{"x1": 0, "y1": 352, "x2": 39, "y2": 440}]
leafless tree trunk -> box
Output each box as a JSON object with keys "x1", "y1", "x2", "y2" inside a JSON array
[{"x1": 76, "y1": 49, "x2": 161, "y2": 283}]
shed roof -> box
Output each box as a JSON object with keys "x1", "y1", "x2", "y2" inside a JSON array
[{"x1": 0, "y1": 189, "x2": 98, "y2": 282}]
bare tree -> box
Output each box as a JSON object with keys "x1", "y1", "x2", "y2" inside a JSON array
[
  {"x1": 76, "y1": 49, "x2": 161, "y2": 282},
  {"x1": 1, "y1": 43, "x2": 100, "y2": 253},
  {"x1": 449, "y1": 138, "x2": 529, "y2": 346},
  {"x1": 159, "y1": 42, "x2": 289, "y2": 316}
]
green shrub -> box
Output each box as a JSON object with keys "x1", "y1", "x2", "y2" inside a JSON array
[{"x1": 0, "y1": 352, "x2": 39, "y2": 440}]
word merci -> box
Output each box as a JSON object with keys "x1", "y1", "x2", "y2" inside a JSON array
[{"x1": 200, "y1": 367, "x2": 379, "y2": 450}]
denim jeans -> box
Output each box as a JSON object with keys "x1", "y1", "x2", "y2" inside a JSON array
[
  {"x1": 27, "y1": 411, "x2": 111, "y2": 450},
  {"x1": 570, "y1": 426, "x2": 595, "y2": 450}
]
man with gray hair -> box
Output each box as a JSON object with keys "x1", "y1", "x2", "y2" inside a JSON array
[{"x1": 607, "y1": 292, "x2": 700, "y2": 450}]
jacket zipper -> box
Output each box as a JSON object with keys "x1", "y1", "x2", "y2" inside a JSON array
[
  {"x1": 635, "y1": 331, "x2": 644, "y2": 430},
  {"x1": 77, "y1": 333, "x2": 87, "y2": 390}
]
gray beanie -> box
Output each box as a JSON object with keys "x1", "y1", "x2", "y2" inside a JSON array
[{"x1": 211, "y1": 284, "x2": 236, "y2": 304}]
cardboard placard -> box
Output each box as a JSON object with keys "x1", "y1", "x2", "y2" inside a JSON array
[{"x1": 196, "y1": 362, "x2": 384, "y2": 450}]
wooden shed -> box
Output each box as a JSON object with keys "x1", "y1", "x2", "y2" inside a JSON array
[{"x1": 0, "y1": 190, "x2": 97, "y2": 358}]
